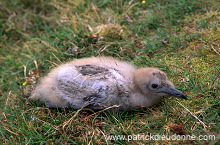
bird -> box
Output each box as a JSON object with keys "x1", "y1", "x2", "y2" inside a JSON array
[{"x1": 30, "y1": 56, "x2": 187, "y2": 111}]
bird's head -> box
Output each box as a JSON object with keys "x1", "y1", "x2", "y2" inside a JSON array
[{"x1": 134, "y1": 67, "x2": 187, "y2": 99}]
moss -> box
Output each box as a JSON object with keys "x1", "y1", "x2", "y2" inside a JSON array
[{"x1": 190, "y1": 58, "x2": 214, "y2": 83}]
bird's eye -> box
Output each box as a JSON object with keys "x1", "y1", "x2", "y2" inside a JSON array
[{"x1": 151, "y1": 84, "x2": 158, "y2": 89}]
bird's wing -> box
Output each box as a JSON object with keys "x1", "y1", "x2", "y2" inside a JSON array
[{"x1": 56, "y1": 64, "x2": 122, "y2": 109}]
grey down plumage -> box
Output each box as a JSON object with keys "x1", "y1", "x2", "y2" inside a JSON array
[{"x1": 30, "y1": 57, "x2": 186, "y2": 111}]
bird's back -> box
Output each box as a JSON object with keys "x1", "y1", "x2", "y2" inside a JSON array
[{"x1": 31, "y1": 57, "x2": 136, "y2": 110}]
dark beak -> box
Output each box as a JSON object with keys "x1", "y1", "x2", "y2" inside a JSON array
[
  {"x1": 156, "y1": 86, "x2": 187, "y2": 99},
  {"x1": 168, "y1": 86, "x2": 187, "y2": 99}
]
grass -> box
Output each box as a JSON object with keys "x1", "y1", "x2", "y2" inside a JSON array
[{"x1": 0, "y1": 0, "x2": 219, "y2": 144}]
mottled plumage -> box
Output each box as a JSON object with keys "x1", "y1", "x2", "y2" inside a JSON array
[{"x1": 30, "y1": 57, "x2": 186, "y2": 111}]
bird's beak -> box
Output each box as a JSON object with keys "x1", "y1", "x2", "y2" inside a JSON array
[
  {"x1": 167, "y1": 86, "x2": 187, "y2": 99},
  {"x1": 157, "y1": 86, "x2": 187, "y2": 99}
]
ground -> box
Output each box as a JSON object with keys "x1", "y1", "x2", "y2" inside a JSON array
[{"x1": 0, "y1": 0, "x2": 219, "y2": 144}]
